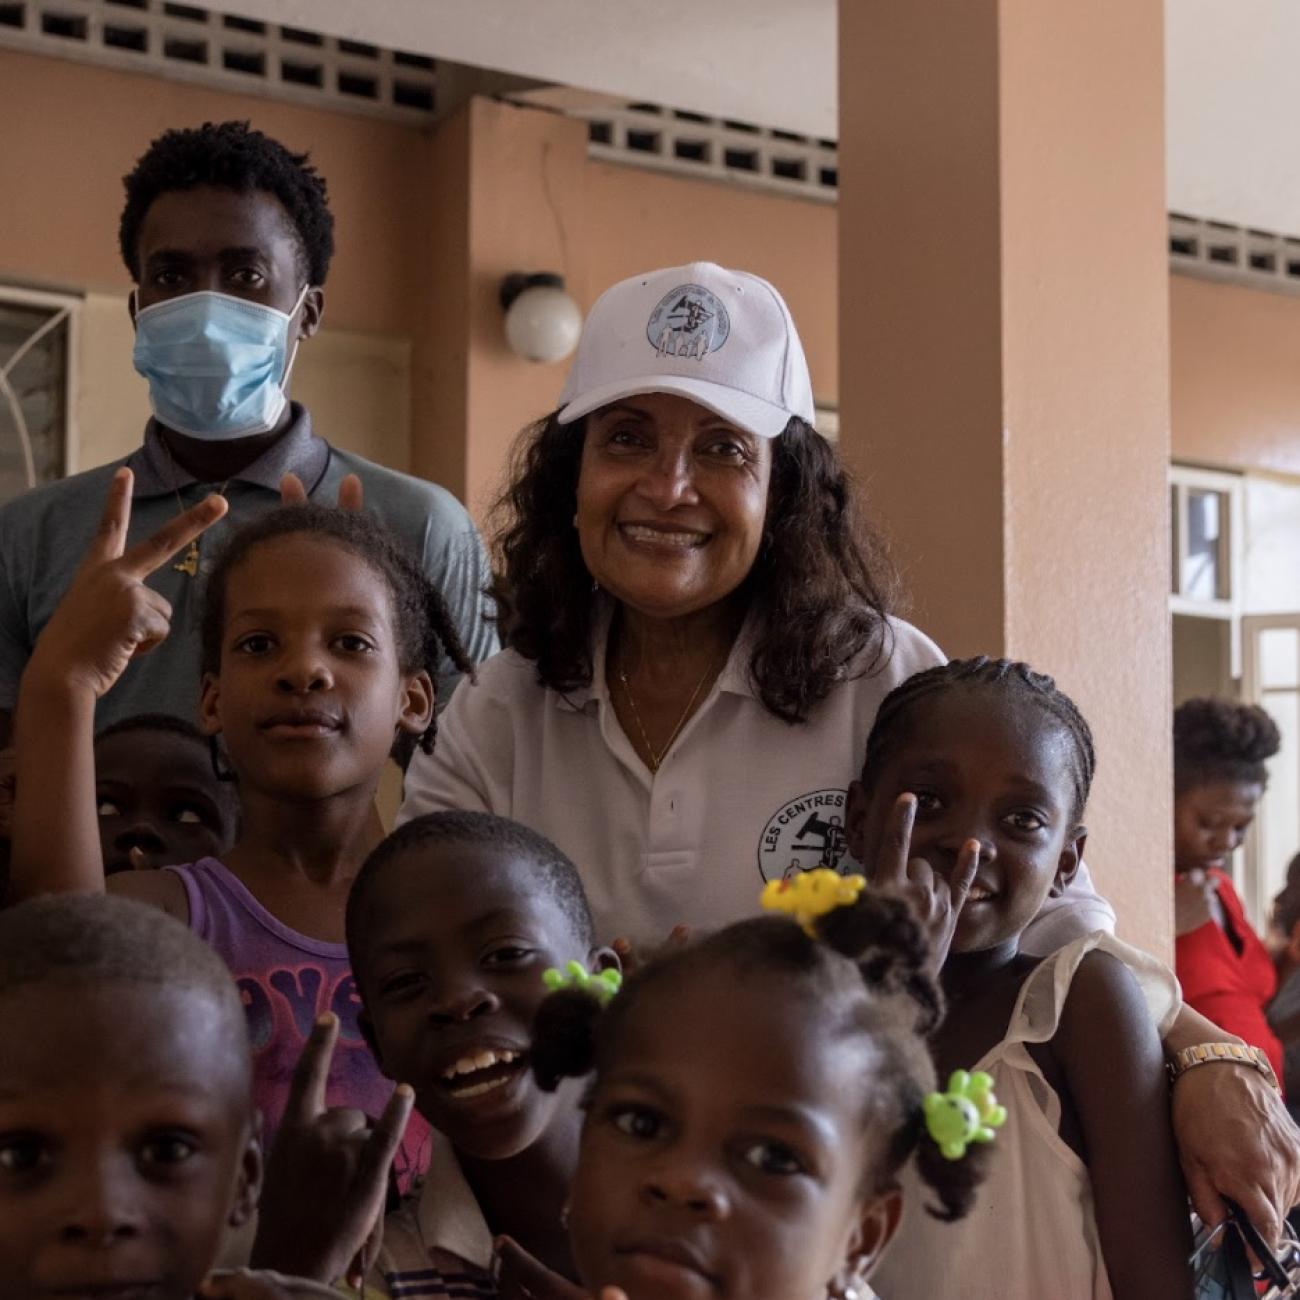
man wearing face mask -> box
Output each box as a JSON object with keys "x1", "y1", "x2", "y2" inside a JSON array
[{"x1": 0, "y1": 121, "x2": 497, "y2": 741}]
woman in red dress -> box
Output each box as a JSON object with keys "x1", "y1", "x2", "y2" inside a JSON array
[{"x1": 1173, "y1": 697, "x2": 1284, "y2": 1086}]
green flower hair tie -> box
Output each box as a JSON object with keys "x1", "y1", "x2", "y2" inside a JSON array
[
  {"x1": 542, "y1": 960, "x2": 623, "y2": 1004},
  {"x1": 923, "y1": 1069, "x2": 1008, "y2": 1160}
]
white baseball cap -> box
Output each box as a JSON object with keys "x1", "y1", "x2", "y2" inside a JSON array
[{"x1": 557, "y1": 261, "x2": 815, "y2": 438}]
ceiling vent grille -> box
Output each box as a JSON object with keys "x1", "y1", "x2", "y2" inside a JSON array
[
  {"x1": 563, "y1": 100, "x2": 838, "y2": 203},
  {"x1": 0, "y1": 0, "x2": 437, "y2": 121},
  {"x1": 1169, "y1": 213, "x2": 1300, "y2": 295}
]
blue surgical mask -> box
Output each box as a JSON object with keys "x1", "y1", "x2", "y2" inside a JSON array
[{"x1": 131, "y1": 287, "x2": 309, "y2": 441}]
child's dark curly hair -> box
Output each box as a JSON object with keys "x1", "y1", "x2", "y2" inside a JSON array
[
  {"x1": 200, "y1": 504, "x2": 473, "y2": 766},
  {"x1": 1174, "y1": 697, "x2": 1280, "y2": 794},
  {"x1": 861, "y1": 656, "x2": 1096, "y2": 822},
  {"x1": 532, "y1": 890, "x2": 982, "y2": 1223},
  {"x1": 119, "y1": 120, "x2": 334, "y2": 286}
]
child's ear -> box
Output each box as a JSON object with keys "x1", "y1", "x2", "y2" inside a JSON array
[
  {"x1": 1050, "y1": 826, "x2": 1087, "y2": 897},
  {"x1": 198, "y1": 671, "x2": 223, "y2": 736},
  {"x1": 846, "y1": 778, "x2": 869, "y2": 862},
  {"x1": 837, "y1": 1189, "x2": 903, "y2": 1288},
  {"x1": 227, "y1": 1122, "x2": 263, "y2": 1229},
  {"x1": 396, "y1": 669, "x2": 435, "y2": 738}
]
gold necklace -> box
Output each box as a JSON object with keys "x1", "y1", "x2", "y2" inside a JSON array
[
  {"x1": 617, "y1": 652, "x2": 723, "y2": 773},
  {"x1": 162, "y1": 436, "x2": 229, "y2": 578}
]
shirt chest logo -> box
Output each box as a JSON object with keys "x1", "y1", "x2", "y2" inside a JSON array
[{"x1": 757, "y1": 787, "x2": 862, "y2": 883}]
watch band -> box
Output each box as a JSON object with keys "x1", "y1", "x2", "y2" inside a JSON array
[{"x1": 1167, "y1": 1041, "x2": 1281, "y2": 1090}]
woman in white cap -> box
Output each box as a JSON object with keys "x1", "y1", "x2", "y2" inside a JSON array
[
  {"x1": 400, "y1": 262, "x2": 1112, "y2": 949},
  {"x1": 399, "y1": 261, "x2": 1299, "y2": 1246}
]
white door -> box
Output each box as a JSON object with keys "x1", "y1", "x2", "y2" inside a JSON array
[{"x1": 1241, "y1": 614, "x2": 1300, "y2": 932}]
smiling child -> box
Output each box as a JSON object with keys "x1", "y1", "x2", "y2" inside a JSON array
[
  {"x1": 848, "y1": 657, "x2": 1193, "y2": 1299},
  {"x1": 0, "y1": 893, "x2": 260, "y2": 1300}
]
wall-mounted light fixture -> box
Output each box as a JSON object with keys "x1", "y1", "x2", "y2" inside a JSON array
[{"x1": 499, "y1": 272, "x2": 583, "y2": 363}]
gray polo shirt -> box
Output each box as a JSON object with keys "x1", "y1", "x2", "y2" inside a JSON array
[{"x1": 0, "y1": 405, "x2": 497, "y2": 729}]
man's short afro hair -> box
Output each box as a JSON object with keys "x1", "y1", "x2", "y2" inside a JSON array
[{"x1": 119, "y1": 120, "x2": 335, "y2": 286}]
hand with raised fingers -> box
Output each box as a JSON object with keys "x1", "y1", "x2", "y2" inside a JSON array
[
  {"x1": 280, "y1": 471, "x2": 363, "y2": 510},
  {"x1": 27, "y1": 467, "x2": 227, "y2": 702},
  {"x1": 864, "y1": 793, "x2": 978, "y2": 970},
  {"x1": 610, "y1": 923, "x2": 690, "y2": 977},
  {"x1": 252, "y1": 1013, "x2": 413, "y2": 1287},
  {"x1": 493, "y1": 1236, "x2": 628, "y2": 1300}
]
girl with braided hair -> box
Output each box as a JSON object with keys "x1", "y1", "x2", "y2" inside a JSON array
[
  {"x1": 9, "y1": 474, "x2": 471, "y2": 1177},
  {"x1": 847, "y1": 658, "x2": 1193, "y2": 1299},
  {"x1": 1173, "y1": 697, "x2": 1284, "y2": 1083},
  {"x1": 524, "y1": 887, "x2": 979, "y2": 1300}
]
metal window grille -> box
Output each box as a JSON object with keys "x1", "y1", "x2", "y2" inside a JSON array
[
  {"x1": 0, "y1": 0, "x2": 437, "y2": 122},
  {"x1": 0, "y1": 286, "x2": 78, "y2": 506}
]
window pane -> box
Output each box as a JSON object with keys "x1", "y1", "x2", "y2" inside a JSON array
[
  {"x1": 1184, "y1": 488, "x2": 1224, "y2": 601},
  {"x1": 1260, "y1": 628, "x2": 1300, "y2": 691},
  {"x1": 0, "y1": 298, "x2": 69, "y2": 506}
]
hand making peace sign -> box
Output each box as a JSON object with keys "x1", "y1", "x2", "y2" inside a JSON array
[
  {"x1": 865, "y1": 792, "x2": 979, "y2": 971},
  {"x1": 27, "y1": 467, "x2": 227, "y2": 701},
  {"x1": 252, "y1": 1013, "x2": 413, "y2": 1290}
]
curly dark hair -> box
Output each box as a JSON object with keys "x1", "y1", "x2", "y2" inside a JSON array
[
  {"x1": 1173, "y1": 697, "x2": 1280, "y2": 794},
  {"x1": 532, "y1": 891, "x2": 983, "y2": 1223},
  {"x1": 200, "y1": 504, "x2": 473, "y2": 766},
  {"x1": 119, "y1": 120, "x2": 335, "y2": 285},
  {"x1": 491, "y1": 412, "x2": 898, "y2": 725},
  {"x1": 861, "y1": 657, "x2": 1097, "y2": 822},
  {"x1": 346, "y1": 811, "x2": 595, "y2": 986}
]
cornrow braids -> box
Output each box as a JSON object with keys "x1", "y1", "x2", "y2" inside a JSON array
[
  {"x1": 862, "y1": 656, "x2": 1096, "y2": 822},
  {"x1": 200, "y1": 504, "x2": 473, "y2": 765},
  {"x1": 531, "y1": 892, "x2": 982, "y2": 1223}
]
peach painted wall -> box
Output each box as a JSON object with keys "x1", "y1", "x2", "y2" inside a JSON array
[
  {"x1": 839, "y1": 0, "x2": 1173, "y2": 955},
  {"x1": 1171, "y1": 275, "x2": 1300, "y2": 478},
  {"x1": 444, "y1": 97, "x2": 838, "y2": 523}
]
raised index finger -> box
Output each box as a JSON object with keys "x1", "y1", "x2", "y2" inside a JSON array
[
  {"x1": 120, "y1": 493, "x2": 228, "y2": 580},
  {"x1": 284, "y1": 1013, "x2": 339, "y2": 1125}
]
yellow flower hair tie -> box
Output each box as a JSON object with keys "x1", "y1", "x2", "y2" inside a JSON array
[{"x1": 760, "y1": 868, "x2": 868, "y2": 936}]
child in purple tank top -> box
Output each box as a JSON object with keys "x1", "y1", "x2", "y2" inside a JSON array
[{"x1": 9, "y1": 471, "x2": 474, "y2": 1182}]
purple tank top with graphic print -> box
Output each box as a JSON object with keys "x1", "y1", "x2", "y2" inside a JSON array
[{"x1": 165, "y1": 858, "x2": 428, "y2": 1183}]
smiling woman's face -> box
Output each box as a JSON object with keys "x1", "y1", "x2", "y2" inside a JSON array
[{"x1": 574, "y1": 392, "x2": 772, "y2": 622}]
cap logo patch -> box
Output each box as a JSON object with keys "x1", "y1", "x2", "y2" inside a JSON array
[{"x1": 646, "y1": 284, "x2": 730, "y2": 360}]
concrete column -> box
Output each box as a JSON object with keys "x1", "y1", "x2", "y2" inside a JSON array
[{"x1": 839, "y1": 0, "x2": 1173, "y2": 952}]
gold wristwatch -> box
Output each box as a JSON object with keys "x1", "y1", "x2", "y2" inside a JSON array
[{"x1": 1167, "y1": 1041, "x2": 1281, "y2": 1090}]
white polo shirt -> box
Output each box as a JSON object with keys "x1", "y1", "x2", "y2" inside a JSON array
[{"x1": 400, "y1": 613, "x2": 1117, "y2": 952}]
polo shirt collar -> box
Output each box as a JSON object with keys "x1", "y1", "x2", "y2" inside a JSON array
[
  {"x1": 125, "y1": 403, "x2": 330, "y2": 496},
  {"x1": 414, "y1": 1133, "x2": 495, "y2": 1270},
  {"x1": 561, "y1": 598, "x2": 759, "y2": 711}
]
